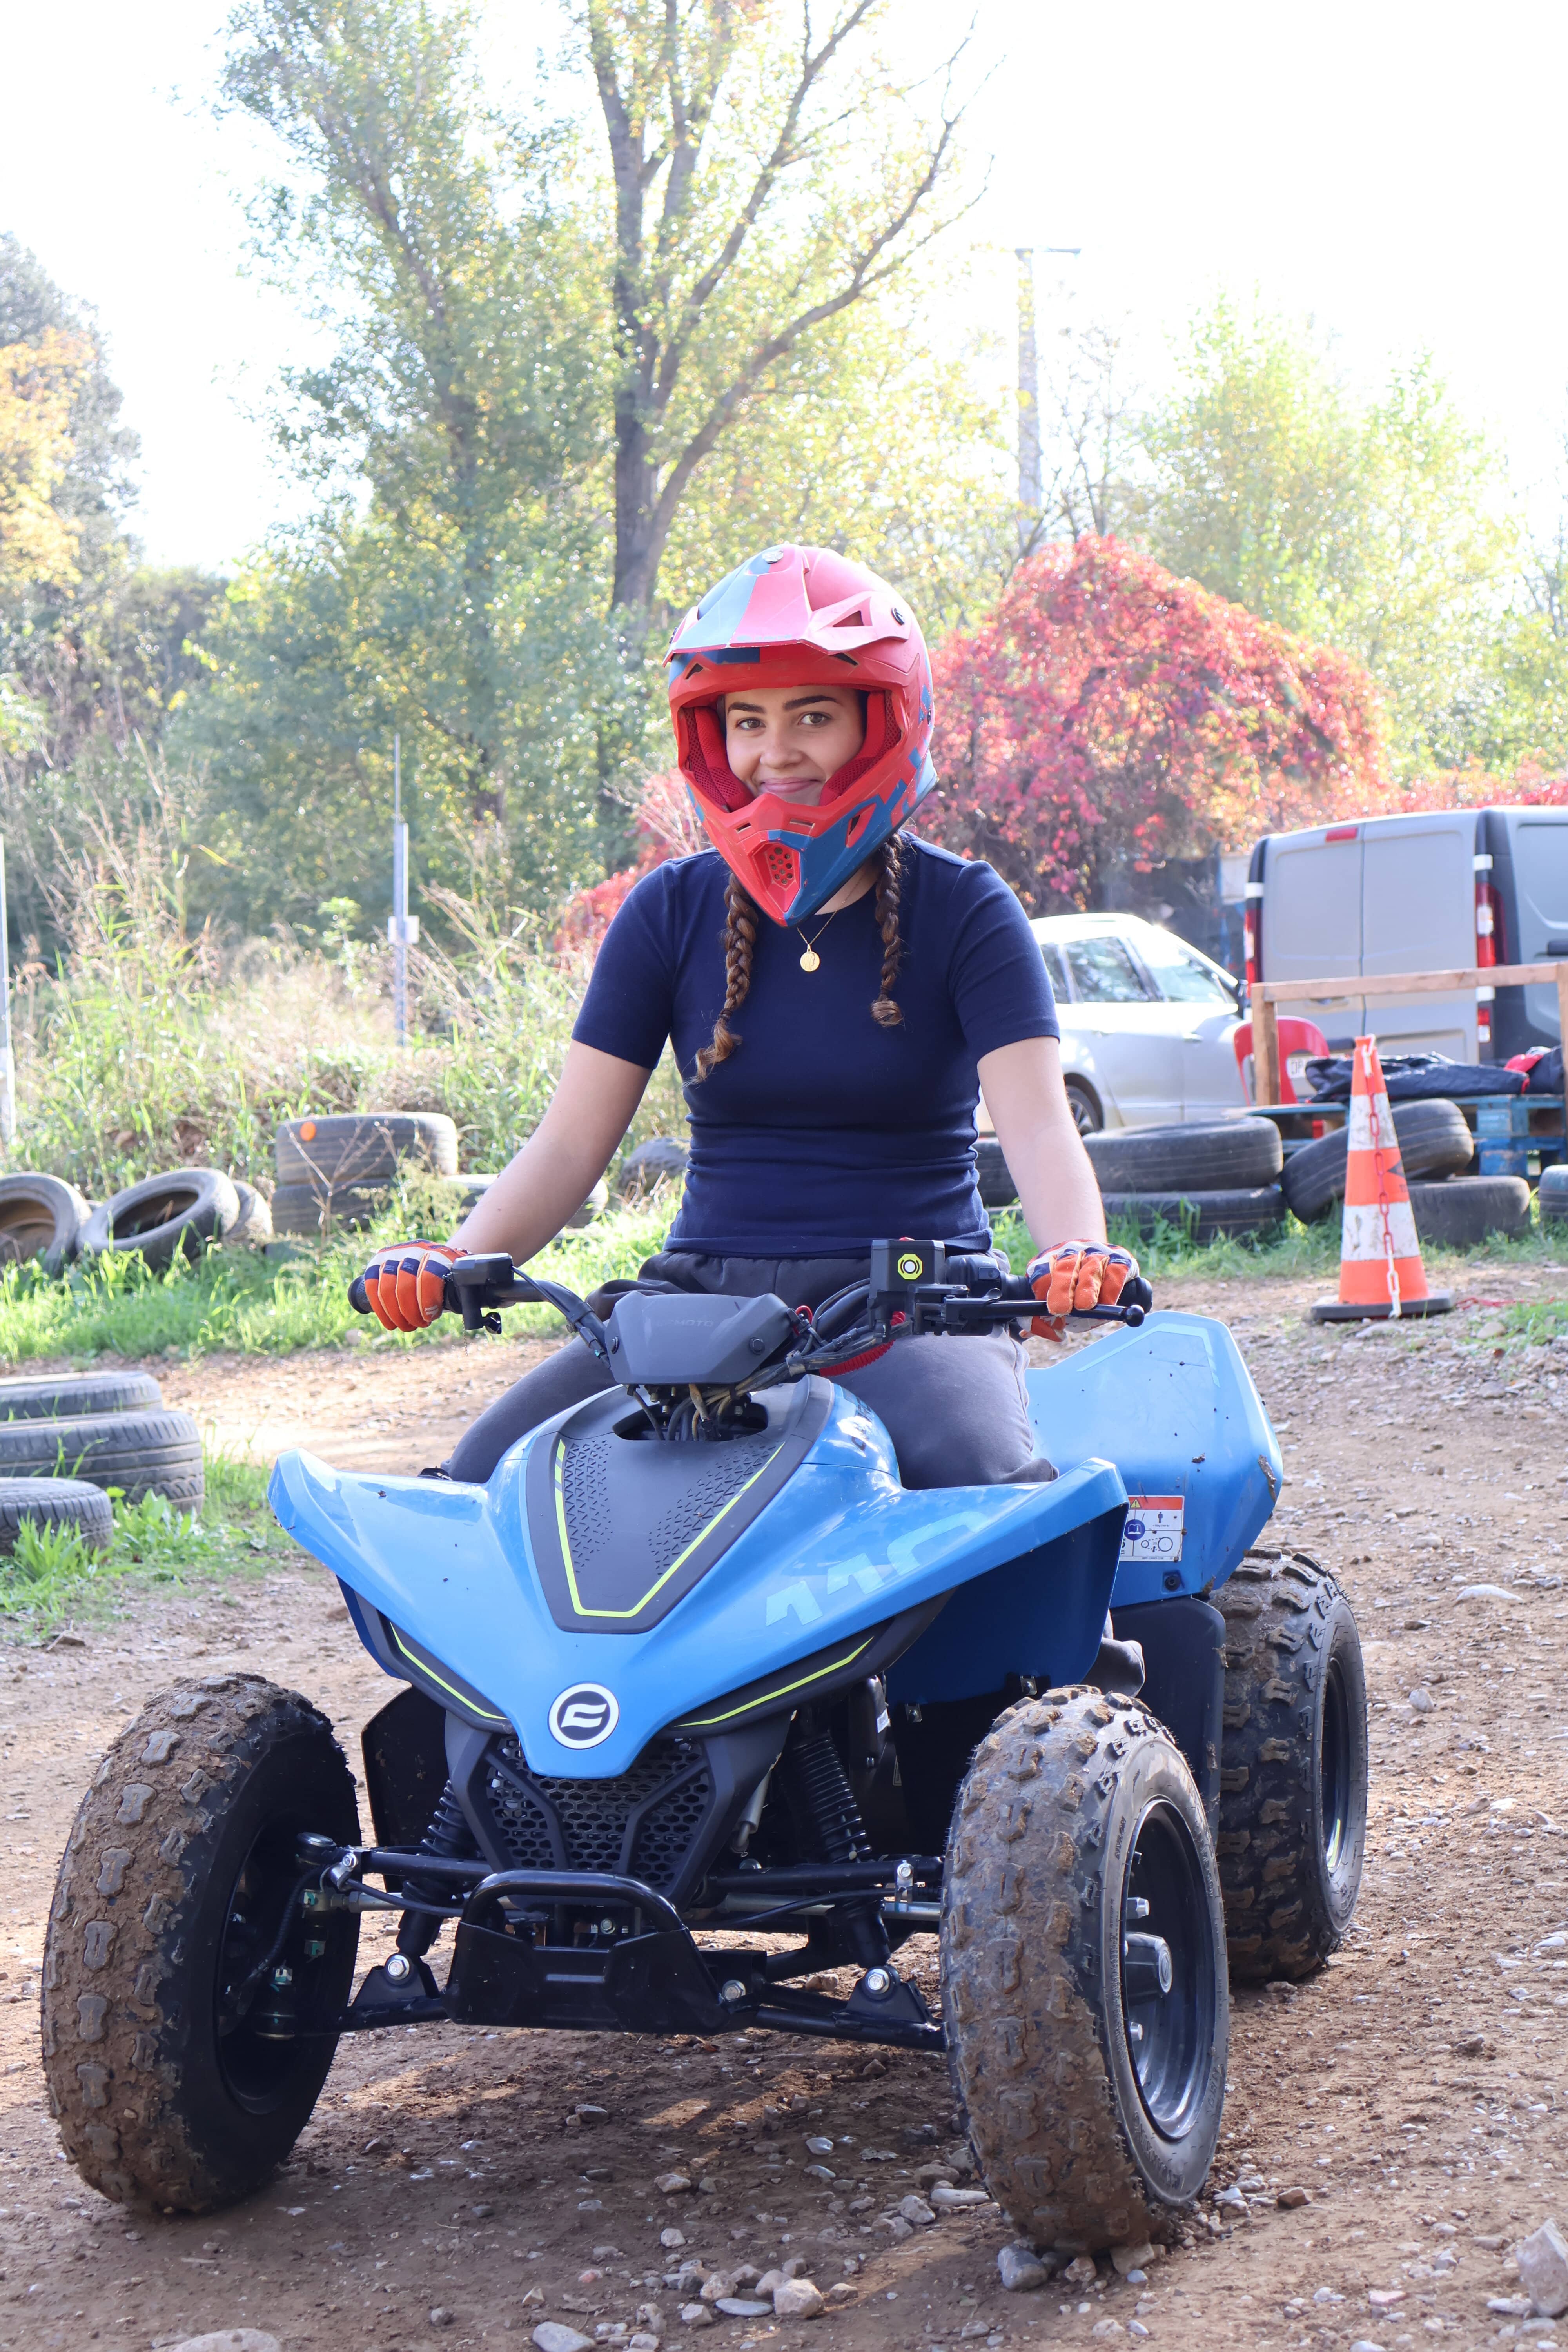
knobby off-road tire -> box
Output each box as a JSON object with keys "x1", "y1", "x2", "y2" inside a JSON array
[
  {"x1": 42, "y1": 1675, "x2": 360, "y2": 2212},
  {"x1": 1214, "y1": 1550, "x2": 1368, "y2": 1982},
  {"x1": 942, "y1": 1689, "x2": 1228, "y2": 2252}
]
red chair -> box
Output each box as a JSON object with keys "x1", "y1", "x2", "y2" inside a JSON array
[{"x1": 1233, "y1": 1016, "x2": 1330, "y2": 1105}]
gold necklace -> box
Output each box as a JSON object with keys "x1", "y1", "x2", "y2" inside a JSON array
[{"x1": 796, "y1": 909, "x2": 840, "y2": 972}]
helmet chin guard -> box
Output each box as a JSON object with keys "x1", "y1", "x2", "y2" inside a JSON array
[{"x1": 665, "y1": 544, "x2": 936, "y2": 924}]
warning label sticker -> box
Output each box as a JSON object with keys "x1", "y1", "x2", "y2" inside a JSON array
[{"x1": 1118, "y1": 1495, "x2": 1185, "y2": 1564}]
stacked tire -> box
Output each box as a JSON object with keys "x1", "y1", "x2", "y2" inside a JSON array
[
  {"x1": 0, "y1": 1369, "x2": 204, "y2": 1545},
  {"x1": 981, "y1": 1119, "x2": 1287, "y2": 1241},
  {"x1": 1279, "y1": 1098, "x2": 1528, "y2": 1245},
  {"x1": 270, "y1": 1112, "x2": 459, "y2": 1236}
]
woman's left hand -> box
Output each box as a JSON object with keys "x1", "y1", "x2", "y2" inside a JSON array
[{"x1": 1026, "y1": 1241, "x2": 1139, "y2": 1342}]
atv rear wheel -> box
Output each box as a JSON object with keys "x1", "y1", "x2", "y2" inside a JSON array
[
  {"x1": 42, "y1": 1675, "x2": 359, "y2": 2211},
  {"x1": 942, "y1": 1689, "x2": 1228, "y2": 2252},
  {"x1": 1215, "y1": 1549, "x2": 1368, "y2": 1982}
]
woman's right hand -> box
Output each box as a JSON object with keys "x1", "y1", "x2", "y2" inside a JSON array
[{"x1": 361, "y1": 1240, "x2": 462, "y2": 1332}]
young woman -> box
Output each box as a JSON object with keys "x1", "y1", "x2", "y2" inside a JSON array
[{"x1": 361, "y1": 543, "x2": 1135, "y2": 1492}]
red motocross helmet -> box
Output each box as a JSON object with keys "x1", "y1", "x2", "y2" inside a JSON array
[{"x1": 664, "y1": 543, "x2": 936, "y2": 925}]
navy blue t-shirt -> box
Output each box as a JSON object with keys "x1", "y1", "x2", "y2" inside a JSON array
[{"x1": 572, "y1": 838, "x2": 1058, "y2": 1257}]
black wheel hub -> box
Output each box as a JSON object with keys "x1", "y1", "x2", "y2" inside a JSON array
[
  {"x1": 1320, "y1": 1651, "x2": 1354, "y2": 1874},
  {"x1": 1121, "y1": 1799, "x2": 1219, "y2": 2140}
]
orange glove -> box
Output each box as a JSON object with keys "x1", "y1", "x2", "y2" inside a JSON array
[
  {"x1": 1027, "y1": 1241, "x2": 1138, "y2": 1343},
  {"x1": 361, "y1": 1240, "x2": 461, "y2": 1333}
]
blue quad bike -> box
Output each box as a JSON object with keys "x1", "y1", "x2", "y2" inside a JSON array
[{"x1": 43, "y1": 1245, "x2": 1368, "y2": 2249}]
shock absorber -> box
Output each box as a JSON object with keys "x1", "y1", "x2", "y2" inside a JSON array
[
  {"x1": 396, "y1": 1779, "x2": 477, "y2": 1960},
  {"x1": 784, "y1": 1721, "x2": 871, "y2": 1863},
  {"x1": 780, "y1": 1717, "x2": 888, "y2": 1971}
]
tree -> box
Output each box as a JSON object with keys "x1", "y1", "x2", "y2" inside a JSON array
[
  {"x1": 1134, "y1": 297, "x2": 1514, "y2": 775},
  {"x1": 927, "y1": 536, "x2": 1387, "y2": 912},
  {"x1": 0, "y1": 330, "x2": 88, "y2": 595},
  {"x1": 584, "y1": 0, "x2": 973, "y2": 632}
]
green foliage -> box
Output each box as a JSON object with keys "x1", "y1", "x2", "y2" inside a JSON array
[
  {"x1": 0, "y1": 1189, "x2": 681, "y2": 1366},
  {"x1": 4, "y1": 800, "x2": 687, "y2": 1197},
  {"x1": 0, "y1": 1453, "x2": 288, "y2": 1633},
  {"x1": 1136, "y1": 297, "x2": 1516, "y2": 777}
]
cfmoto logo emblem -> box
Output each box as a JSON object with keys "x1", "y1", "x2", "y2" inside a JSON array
[
  {"x1": 548, "y1": 1683, "x2": 619, "y2": 1749},
  {"x1": 897, "y1": 1251, "x2": 923, "y2": 1281}
]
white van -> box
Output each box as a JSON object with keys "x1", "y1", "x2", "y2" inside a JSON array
[{"x1": 1245, "y1": 807, "x2": 1568, "y2": 1060}]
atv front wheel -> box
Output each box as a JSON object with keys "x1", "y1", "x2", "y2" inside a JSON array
[
  {"x1": 42, "y1": 1675, "x2": 359, "y2": 2211},
  {"x1": 1215, "y1": 1549, "x2": 1368, "y2": 1982},
  {"x1": 942, "y1": 1689, "x2": 1228, "y2": 2251}
]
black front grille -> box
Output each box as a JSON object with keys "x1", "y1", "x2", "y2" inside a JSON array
[{"x1": 485, "y1": 1736, "x2": 714, "y2": 1893}]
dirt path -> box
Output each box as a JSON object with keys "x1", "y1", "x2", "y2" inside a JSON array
[{"x1": 4, "y1": 1270, "x2": 1568, "y2": 2352}]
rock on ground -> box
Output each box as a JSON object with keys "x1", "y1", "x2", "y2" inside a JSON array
[
  {"x1": 1518, "y1": 2218, "x2": 1568, "y2": 2317},
  {"x1": 773, "y1": 2278, "x2": 826, "y2": 2319},
  {"x1": 997, "y1": 2243, "x2": 1051, "y2": 2291}
]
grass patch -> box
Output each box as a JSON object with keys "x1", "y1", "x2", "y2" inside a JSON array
[
  {"x1": 0, "y1": 1446, "x2": 289, "y2": 1636},
  {"x1": 0, "y1": 1189, "x2": 682, "y2": 1366}
]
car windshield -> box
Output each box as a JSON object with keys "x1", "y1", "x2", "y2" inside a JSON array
[
  {"x1": 1037, "y1": 940, "x2": 1069, "y2": 1000},
  {"x1": 1062, "y1": 936, "x2": 1154, "y2": 1004},
  {"x1": 1134, "y1": 928, "x2": 1236, "y2": 1005}
]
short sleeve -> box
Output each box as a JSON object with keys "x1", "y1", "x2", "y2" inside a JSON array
[
  {"x1": 946, "y1": 863, "x2": 1059, "y2": 1058},
  {"x1": 571, "y1": 869, "x2": 677, "y2": 1069}
]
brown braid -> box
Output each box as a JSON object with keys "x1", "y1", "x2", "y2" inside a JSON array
[
  {"x1": 693, "y1": 871, "x2": 758, "y2": 1080},
  {"x1": 870, "y1": 833, "x2": 905, "y2": 1027},
  {"x1": 693, "y1": 835, "x2": 906, "y2": 1077}
]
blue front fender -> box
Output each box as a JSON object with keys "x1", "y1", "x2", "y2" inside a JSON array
[{"x1": 268, "y1": 1381, "x2": 1128, "y2": 1779}]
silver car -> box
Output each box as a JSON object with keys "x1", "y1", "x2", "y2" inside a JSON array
[{"x1": 1030, "y1": 913, "x2": 1246, "y2": 1132}]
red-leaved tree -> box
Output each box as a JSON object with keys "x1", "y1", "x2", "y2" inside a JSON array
[
  {"x1": 928, "y1": 537, "x2": 1390, "y2": 910},
  {"x1": 553, "y1": 767, "x2": 706, "y2": 953}
]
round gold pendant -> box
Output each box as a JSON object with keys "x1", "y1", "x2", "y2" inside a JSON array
[{"x1": 799, "y1": 949, "x2": 821, "y2": 973}]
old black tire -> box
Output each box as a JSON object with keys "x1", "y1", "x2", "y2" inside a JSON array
[
  {"x1": 942, "y1": 1689, "x2": 1228, "y2": 2250},
  {"x1": 42, "y1": 1675, "x2": 360, "y2": 2211},
  {"x1": 618, "y1": 1137, "x2": 689, "y2": 1196},
  {"x1": 1407, "y1": 1174, "x2": 1531, "y2": 1245},
  {"x1": 1215, "y1": 1550, "x2": 1367, "y2": 1982},
  {"x1": 0, "y1": 1476, "x2": 113, "y2": 1556},
  {"x1": 275, "y1": 1112, "x2": 458, "y2": 1185},
  {"x1": 80, "y1": 1169, "x2": 241, "y2": 1274},
  {"x1": 0, "y1": 1408, "x2": 204, "y2": 1507},
  {"x1": 221, "y1": 1180, "x2": 274, "y2": 1248},
  {"x1": 1085, "y1": 1118, "x2": 1283, "y2": 1192},
  {"x1": 269, "y1": 1180, "x2": 390, "y2": 1236},
  {"x1": 1281, "y1": 1099, "x2": 1475, "y2": 1223},
  {"x1": 0, "y1": 1172, "x2": 91, "y2": 1276},
  {"x1": 0, "y1": 1370, "x2": 163, "y2": 1422},
  {"x1": 1100, "y1": 1186, "x2": 1284, "y2": 1243}
]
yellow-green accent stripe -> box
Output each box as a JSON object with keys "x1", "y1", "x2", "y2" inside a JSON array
[
  {"x1": 553, "y1": 1438, "x2": 784, "y2": 1621},
  {"x1": 391, "y1": 1626, "x2": 508, "y2": 1723},
  {"x1": 673, "y1": 1637, "x2": 875, "y2": 1730}
]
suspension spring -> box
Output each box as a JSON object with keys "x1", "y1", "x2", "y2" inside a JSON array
[
  {"x1": 397, "y1": 1779, "x2": 477, "y2": 1958},
  {"x1": 783, "y1": 1721, "x2": 870, "y2": 1865}
]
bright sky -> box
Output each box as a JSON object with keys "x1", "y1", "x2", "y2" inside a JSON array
[{"x1": 2, "y1": 0, "x2": 1564, "y2": 571}]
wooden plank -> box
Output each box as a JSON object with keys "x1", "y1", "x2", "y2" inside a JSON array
[
  {"x1": 1254, "y1": 994, "x2": 1281, "y2": 1110},
  {"x1": 1257, "y1": 960, "x2": 1568, "y2": 1006}
]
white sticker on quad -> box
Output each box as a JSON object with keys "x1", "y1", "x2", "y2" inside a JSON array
[{"x1": 548, "y1": 1683, "x2": 620, "y2": 1748}]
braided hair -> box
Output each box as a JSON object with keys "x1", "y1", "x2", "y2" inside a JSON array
[{"x1": 693, "y1": 834, "x2": 906, "y2": 1080}]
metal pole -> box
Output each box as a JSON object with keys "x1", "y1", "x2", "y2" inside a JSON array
[
  {"x1": 0, "y1": 835, "x2": 14, "y2": 1146},
  {"x1": 391, "y1": 734, "x2": 409, "y2": 1050},
  {"x1": 1015, "y1": 248, "x2": 1041, "y2": 527}
]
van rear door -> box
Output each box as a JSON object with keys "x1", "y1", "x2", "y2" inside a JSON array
[
  {"x1": 1493, "y1": 808, "x2": 1568, "y2": 1052},
  {"x1": 1261, "y1": 825, "x2": 1364, "y2": 1044},
  {"x1": 1359, "y1": 814, "x2": 1477, "y2": 1059}
]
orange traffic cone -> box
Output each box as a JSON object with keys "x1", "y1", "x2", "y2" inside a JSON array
[{"x1": 1310, "y1": 1036, "x2": 1453, "y2": 1323}]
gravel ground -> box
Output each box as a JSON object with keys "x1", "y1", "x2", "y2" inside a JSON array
[{"x1": 3, "y1": 1262, "x2": 1567, "y2": 2352}]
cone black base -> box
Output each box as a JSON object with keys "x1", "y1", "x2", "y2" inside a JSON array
[{"x1": 1309, "y1": 1292, "x2": 1454, "y2": 1323}]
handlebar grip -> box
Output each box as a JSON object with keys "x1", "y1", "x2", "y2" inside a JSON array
[{"x1": 348, "y1": 1274, "x2": 371, "y2": 1315}]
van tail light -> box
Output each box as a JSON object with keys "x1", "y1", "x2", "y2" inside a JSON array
[
  {"x1": 1475, "y1": 854, "x2": 1499, "y2": 1047},
  {"x1": 1244, "y1": 885, "x2": 1263, "y2": 989}
]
